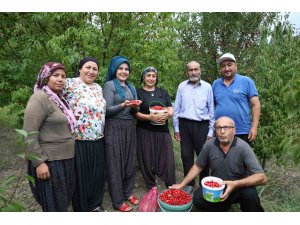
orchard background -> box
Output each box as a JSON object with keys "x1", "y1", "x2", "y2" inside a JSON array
[{"x1": 0, "y1": 12, "x2": 299, "y2": 211}]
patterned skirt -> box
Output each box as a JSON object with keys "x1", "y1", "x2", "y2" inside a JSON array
[{"x1": 27, "y1": 158, "x2": 75, "y2": 212}]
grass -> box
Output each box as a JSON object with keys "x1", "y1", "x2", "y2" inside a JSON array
[
  {"x1": 259, "y1": 161, "x2": 300, "y2": 211},
  {"x1": 169, "y1": 124, "x2": 300, "y2": 212},
  {"x1": 0, "y1": 124, "x2": 299, "y2": 212}
]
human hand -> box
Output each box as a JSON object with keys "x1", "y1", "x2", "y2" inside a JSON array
[
  {"x1": 220, "y1": 180, "x2": 236, "y2": 201},
  {"x1": 149, "y1": 113, "x2": 165, "y2": 124},
  {"x1": 174, "y1": 132, "x2": 181, "y2": 141},
  {"x1": 169, "y1": 183, "x2": 185, "y2": 190},
  {"x1": 161, "y1": 111, "x2": 170, "y2": 121},
  {"x1": 36, "y1": 162, "x2": 50, "y2": 180},
  {"x1": 248, "y1": 126, "x2": 258, "y2": 142},
  {"x1": 128, "y1": 100, "x2": 142, "y2": 107},
  {"x1": 206, "y1": 136, "x2": 213, "y2": 142},
  {"x1": 121, "y1": 100, "x2": 142, "y2": 108}
]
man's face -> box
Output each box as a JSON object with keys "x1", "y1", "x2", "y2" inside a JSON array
[
  {"x1": 215, "y1": 117, "x2": 236, "y2": 144},
  {"x1": 220, "y1": 60, "x2": 237, "y2": 80},
  {"x1": 187, "y1": 63, "x2": 201, "y2": 83}
]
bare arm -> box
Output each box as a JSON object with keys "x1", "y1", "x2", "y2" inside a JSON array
[
  {"x1": 169, "y1": 164, "x2": 202, "y2": 189},
  {"x1": 134, "y1": 107, "x2": 172, "y2": 124},
  {"x1": 221, "y1": 172, "x2": 267, "y2": 201},
  {"x1": 249, "y1": 96, "x2": 261, "y2": 141}
]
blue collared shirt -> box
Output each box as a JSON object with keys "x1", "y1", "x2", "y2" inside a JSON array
[
  {"x1": 212, "y1": 73, "x2": 259, "y2": 134},
  {"x1": 173, "y1": 80, "x2": 215, "y2": 137}
]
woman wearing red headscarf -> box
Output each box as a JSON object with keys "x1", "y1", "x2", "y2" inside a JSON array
[{"x1": 24, "y1": 62, "x2": 76, "y2": 212}]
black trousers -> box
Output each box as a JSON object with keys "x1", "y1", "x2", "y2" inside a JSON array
[
  {"x1": 193, "y1": 186, "x2": 264, "y2": 212},
  {"x1": 105, "y1": 119, "x2": 137, "y2": 209},
  {"x1": 236, "y1": 134, "x2": 252, "y2": 146},
  {"x1": 179, "y1": 118, "x2": 209, "y2": 186},
  {"x1": 137, "y1": 127, "x2": 176, "y2": 189},
  {"x1": 72, "y1": 139, "x2": 106, "y2": 212},
  {"x1": 28, "y1": 159, "x2": 75, "y2": 212}
]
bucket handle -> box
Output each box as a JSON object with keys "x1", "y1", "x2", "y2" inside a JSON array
[{"x1": 149, "y1": 101, "x2": 166, "y2": 110}]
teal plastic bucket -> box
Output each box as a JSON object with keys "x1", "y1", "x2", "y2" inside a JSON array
[{"x1": 157, "y1": 190, "x2": 193, "y2": 212}]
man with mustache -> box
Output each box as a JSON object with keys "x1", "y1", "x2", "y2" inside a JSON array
[
  {"x1": 170, "y1": 116, "x2": 266, "y2": 212},
  {"x1": 212, "y1": 53, "x2": 261, "y2": 145},
  {"x1": 173, "y1": 61, "x2": 215, "y2": 195}
]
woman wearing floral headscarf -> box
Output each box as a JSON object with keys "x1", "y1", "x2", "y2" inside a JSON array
[
  {"x1": 103, "y1": 56, "x2": 141, "y2": 212},
  {"x1": 23, "y1": 62, "x2": 76, "y2": 212},
  {"x1": 135, "y1": 67, "x2": 176, "y2": 191},
  {"x1": 64, "y1": 57, "x2": 106, "y2": 212}
]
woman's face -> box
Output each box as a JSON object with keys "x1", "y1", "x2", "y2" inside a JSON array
[
  {"x1": 143, "y1": 71, "x2": 157, "y2": 88},
  {"x1": 47, "y1": 69, "x2": 66, "y2": 94},
  {"x1": 116, "y1": 63, "x2": 129, "y2": 83},
  {"x1": 79, "y1": 61, "x2": 98, "y2": 84}
]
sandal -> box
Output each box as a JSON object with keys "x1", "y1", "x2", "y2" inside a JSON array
[
  {"x1": 128, "y1": 195, "x2": 139, "y2": 205},
  {"x1": 119, "y1": 203, "x2": 133, "y2": 212}
]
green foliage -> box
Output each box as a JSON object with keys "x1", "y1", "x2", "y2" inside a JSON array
[
  {"x1": 1, "y1": 12, "x2": 299, "y2": 166},
  {"x1": 178, "y1": 12, "x2": 277, "y2": 82},
  {"x1": 0, "y1": 129, "x2": 37, "y2": 212},
  {"x1": 0, "y1": 12, "x2": 183, "y2": 105},
  {"x1": 259, "y1": 162, "x2": 300, "y2": 211},
  {"x1": 251, "y1": 17, "x2": 300, "y2": 165},
  {"x1": 0, "y1": 104, "x2": 23, "y2": 128}
]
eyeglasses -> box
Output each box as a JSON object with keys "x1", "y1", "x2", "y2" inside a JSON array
[{"x1": 215, "y1": 126, "x2": 235, "y2": 132}]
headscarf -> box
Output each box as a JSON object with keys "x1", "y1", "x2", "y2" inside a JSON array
[
  {"x1": 34, "y1": 62, "x2": 76, "y2": 133},
  {"x1": 34, "y1": 62, "x2": 66, "y2": 91},
  {"x1": 105, "y1": 56, "x2": 136, "y2": 101},
  {"x1": 140, "y1": 66, "x2": 158, "y2": 85},
  {"x1": 74, "y1": 57, "x2": 99, "y2": 78}
]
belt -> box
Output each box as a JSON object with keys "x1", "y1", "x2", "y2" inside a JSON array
[{"x1": 179, "y1": 118, "x2": 209, "y2": 123}]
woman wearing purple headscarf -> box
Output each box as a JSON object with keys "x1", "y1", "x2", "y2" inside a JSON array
[{"x1": 23, "y1": 62, "x2": 76, "y2": 212}]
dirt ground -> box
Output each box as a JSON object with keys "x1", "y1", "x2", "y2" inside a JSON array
[
  {"x1": 1, "y1": 125, "x2": 299, "y2": 212},
  {"x1": 0, "y1": 126, "x2": 186, "y2": 212}
]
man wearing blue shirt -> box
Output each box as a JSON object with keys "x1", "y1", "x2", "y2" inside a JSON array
[
  {"x1": 212, "y1": 53, "x2": 261, "y2": 145},
  {"x1": 173, "y1": 61, "x2": 215, "y2": 193}
]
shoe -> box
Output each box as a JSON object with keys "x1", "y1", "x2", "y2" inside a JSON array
[
  {"x1": 128, "y1": 195, "x2": 139, "y2": 205},
  {"x1": 119, "y1": 203, "x2": 133, "y2": 212},
  {"x1": 183, "y1": 185, "x2": 194, "y2": 195}
]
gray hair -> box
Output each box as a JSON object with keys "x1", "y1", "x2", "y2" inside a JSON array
[
  {"x1": 187, "y1": 61, "x2": 200, "y2": 68},
  {"x1": 215, "y1": 116, "x2": 235, "y2": 127}
]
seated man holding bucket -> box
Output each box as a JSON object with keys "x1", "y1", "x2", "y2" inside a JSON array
[{"x1": 169, "y1": 116, "x2": 267, "y2": 212}]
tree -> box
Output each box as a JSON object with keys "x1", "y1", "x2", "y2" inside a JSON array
[
  {"x1": 0, "y1": 12, "x2": 183, "y2": 127},
  {"x1": 178, "y1": 12, "x2": 277, "y2": 82},
  {"x1": 251, "y1": 16, "x2": 300, "y2": 166}
]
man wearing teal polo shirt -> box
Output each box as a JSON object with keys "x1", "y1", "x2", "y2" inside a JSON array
[{"x1": 212, "y1": 53, "x2": 261, "y2": 145}]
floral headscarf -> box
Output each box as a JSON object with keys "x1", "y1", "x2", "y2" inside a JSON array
[
  {"x1": 140, "y1": 66, "x2": 158, "y2": 85},
  {"x1": 34, "y1": 62, "x2": 76, "y2": 133},
  {"x1": 34, "y1": 62, "x2": 66, "y2": 92}
]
